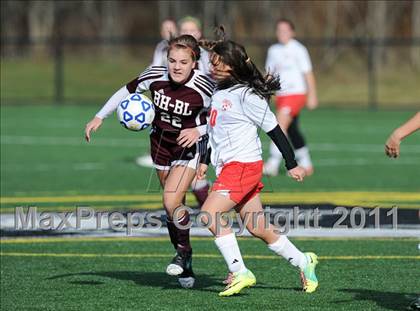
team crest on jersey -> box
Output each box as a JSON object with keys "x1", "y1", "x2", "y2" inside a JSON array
[{"x1": 222, "y1": 99, "x2": 232, "y2": 111}]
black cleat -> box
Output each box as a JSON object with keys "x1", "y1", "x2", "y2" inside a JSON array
[{"x1": 178, "y1": 252, "x2": 195, "y2": 289}]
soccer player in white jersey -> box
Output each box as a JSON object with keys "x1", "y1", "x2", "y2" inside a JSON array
[
  {"x1": 264, "y1": 18, "x2": 318, "y2": 177},
  {"x1": 196, "y1": 36, "x2": 319, "y2": 296}
]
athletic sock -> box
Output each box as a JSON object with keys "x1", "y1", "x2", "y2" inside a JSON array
[
  {"x1": 215, "y1": 233, "x2": 247, "y2": 273},
  {"x1": 167, "y1": 211, "x2": 192, "y2": 253},
  {"x1": 166, "y1": 217, "x2": 178, "y2": 251},
  {"x1": 294, "y1": 146, "x2": 313, "y2": 169},
  {"x1": 268, "y1": 235, "x2": 308, "y2": 270}
]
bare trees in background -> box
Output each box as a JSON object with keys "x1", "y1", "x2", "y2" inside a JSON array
[
  {"x1": 412, "y1": 1, "x2": 420, "y2": 68},
  {"x1": 1, "y1": 0, "x2": 419, "y2": 69}
]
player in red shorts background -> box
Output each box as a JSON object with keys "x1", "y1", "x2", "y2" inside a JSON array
[{"x1": 264, "y1": 18, "x2": 318, "y2": 176}]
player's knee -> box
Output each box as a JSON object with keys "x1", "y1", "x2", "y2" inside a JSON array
[{"x1": 163, "y1": 196, "x2": 183, "y2": 216}]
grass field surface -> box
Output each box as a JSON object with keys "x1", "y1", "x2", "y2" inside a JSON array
[
  {"x1": 2, "y1": 54, "x2": 420, "y2": 107},
  {"x1": 1, "y1": 237, "x2": 419, "y2": 310},
  {"x1": 1, "y1": 105, "x2": 419, "y2": 211}
]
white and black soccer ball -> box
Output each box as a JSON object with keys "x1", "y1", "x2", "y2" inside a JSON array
[{"x1": 117, "y1": 93, "x2": 155, "y2": 131}]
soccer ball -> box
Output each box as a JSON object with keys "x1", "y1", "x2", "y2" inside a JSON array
[{"x1": 117, "y1": 93, "x2": 155, "y2": 131}]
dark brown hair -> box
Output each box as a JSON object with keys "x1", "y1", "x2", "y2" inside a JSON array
[
  {"x1": 200, "y1": 27, "x2": 280, "y2": 99},
  {"x1": 276, "y1": 18, "x2": 295, "y2": 31}
]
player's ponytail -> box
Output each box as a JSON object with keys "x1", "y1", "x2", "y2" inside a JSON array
[{"x1": 199, "y1": 27, "x2": 280, "y2": 100}]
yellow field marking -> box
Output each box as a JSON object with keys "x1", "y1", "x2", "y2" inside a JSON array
[
  {"x1": 1, "y1": 252, "x2": 419, "y2": 260},
  {"x1": 2, "y1": 192, "x2": 420, "y2": 206},
  {"x1": 1, "y1": 236, "x2": 418, "y2": 244}
]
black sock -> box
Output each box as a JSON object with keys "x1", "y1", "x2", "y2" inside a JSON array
[{"x1": 175, "y1": 211, "x2": 192, "y2": 253}]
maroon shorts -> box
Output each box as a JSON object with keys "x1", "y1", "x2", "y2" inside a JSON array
[{"x1": 150, "y1": 129, "x2": 199, "y2": 170}]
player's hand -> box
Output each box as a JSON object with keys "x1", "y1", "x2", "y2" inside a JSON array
[
  {"x1": 177, "y1": 128, "x2": 200, "y2": 148},
  {"x1": 385, "y1": 132, "x2": 401, "y2": 158},
  {"x1": 85, "y1": 117, "x2": 103, "y2": 142},
  {"x1": 288, "y1": 166, "x2": 306, "y2": 182},
  {"x1": 196, "y1": 164, "x2": 208, "y2": 180},
  {"x1": 306, "y1": 94, "x2": 318, "y2": 110}
]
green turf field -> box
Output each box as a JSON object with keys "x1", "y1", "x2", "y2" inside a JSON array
[
  {"x1": 1, "y1": 105, "x2": 419, "y2": 211},
  {"x1": 1, "y1": 237, "x2": 419, "y2": 310}
]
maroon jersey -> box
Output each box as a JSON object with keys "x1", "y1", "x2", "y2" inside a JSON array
[
  {"x1": 127, "y1": 66, "x2": 213, "y2": 133},
  {"x1": 126, "y1": 66, "x2": 214, "y2": 168}
]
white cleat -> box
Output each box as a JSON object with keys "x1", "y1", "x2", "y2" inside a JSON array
[{"x1": 166, "y1": 264, "x2": 184, "y2": 276}]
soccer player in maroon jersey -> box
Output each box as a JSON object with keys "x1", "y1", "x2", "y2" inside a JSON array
[{"x1": 84, "y1": 35, "x2": 214, "y2": 289}]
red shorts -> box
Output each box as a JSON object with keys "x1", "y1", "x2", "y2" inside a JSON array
[
  {"x1": 212, "y1": 161, "x2": 264, "y2": 205},
  {"x1": 275, "y1": 94, "x2": 307, "y2": 117}
]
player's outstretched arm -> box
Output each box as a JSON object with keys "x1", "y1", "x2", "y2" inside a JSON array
[
  {"x1": 84, "y1": 116, "x2": 103, "y2": 142},
  {"x1": 304, "y1": 71, "x2": 318, "y2": 110},
  {"x1": 85, "y1": 86, "x2": 131, "y2": 142},
  {"x1": 385, "y1": 112, "x2": 420, "y2": 158}
]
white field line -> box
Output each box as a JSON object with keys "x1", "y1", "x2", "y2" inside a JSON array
[
  {"x1": 2, "y1": 162, "x2": 107, "y2": 171},
  {"x1": 1, "y1": 135, "x2": 145, "y2": 148},
  {"x1": 2, "y1": 157, "x2": 419, "y2": 172},
  {"x1": 2, "y1": 135, "x2": 420, "y2": 153}
]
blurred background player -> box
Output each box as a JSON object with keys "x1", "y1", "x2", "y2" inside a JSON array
[
  {"x1": 151, "y1": 18, "x2": 178, "y2": 66},
  {"x1": 85, "y1": 35, "x2": 214, "y2": 289},
  {"x1": 137, "y1": 16, "x2": 211, "y2": 207},
  {"x1": 179, "y1": 15, "x2": 211, "y2": 76},
  {"x1": 263, "y1": 18, "x2": 318, "y2": 177},
  {"x1": 384, "y1": 112, "x2": 420, "y2": 158}
]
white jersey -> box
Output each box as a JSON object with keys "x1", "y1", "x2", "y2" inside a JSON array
[
  {"x1": 208, "y1": 86, "x2": 278, "y2": 175},
  {"x1": 151, "y1": 40, "x2": 169, "y2": 67},
  {"x1": 265, "y1": 39, "x2": 312, "y2": 96}
]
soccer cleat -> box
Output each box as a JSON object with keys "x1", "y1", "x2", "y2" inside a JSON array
[
  {"x1": 166, "y1": 250, "x2": 192, "y2": 276},
  {"x1": 219, "y1": 269, "x2": 256, "y2": 297},
  {"x1": 178, "y1": 268, "x2": 195, "y2": 289},
  {"x1": 178, "y1": 252, "x2": 195, "y2": 289},
  {"x1": 300, "y1": 252, "x2": 319, "y2": 293}
]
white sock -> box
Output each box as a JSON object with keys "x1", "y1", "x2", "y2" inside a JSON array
[
  {"x1": 191, "y1": 178, "x2": 208, "y2": 191},
  {"x1": 295, "y1": 146, "x2": 313, "y2": 169},
  {"x1": 215, "y1": 233, "x2": 247, "y2": 273},
  {"x1": 268, "y1": 235, "x2": 307, "y2": 270}
]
